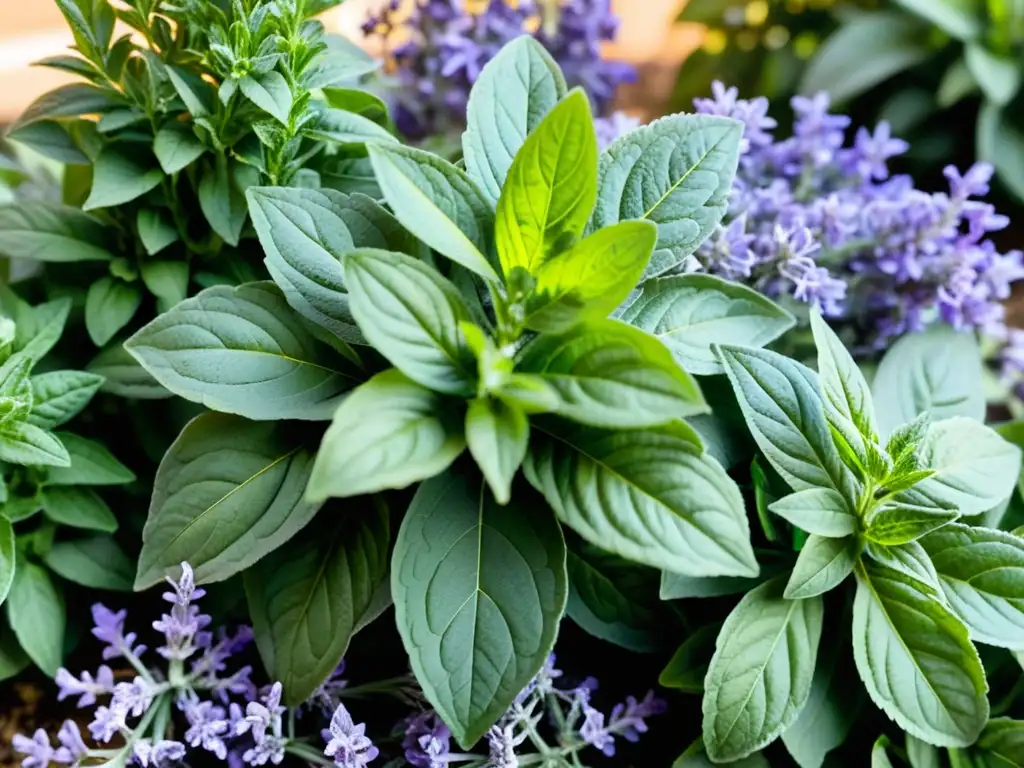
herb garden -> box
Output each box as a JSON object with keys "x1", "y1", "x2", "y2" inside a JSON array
[{"x1": 2, "y1": 1, "x2": 1024, "y2": 767}]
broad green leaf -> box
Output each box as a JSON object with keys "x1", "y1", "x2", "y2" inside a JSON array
[
  {"x1": 307, "y1": 369, "x2": 466, "y2": 501},
  {"x1": 872, "y1": 325, "x2": 985, "y2": 438},
  {"x1": 140, "y1": 261, "x2": 189, "y2": 313},
  {"x1": 0, "y1": 615, "x2": 30, "y2": 681},
  {"x1": 621, "y1": 274, "x2": 795, "y2": 375},
  {"x1": 965, "y1": 44, "x2": 1021, "y2": 106},
  {"x1": 344, "y1": 249, "x2": 477, "y2": 396},
  {"x1": 495, "y1": 89, "x2": 596, "y2": 276},
  {"x1": 153, "y1": 123, "x2": 205, "y2": 174},
  {"x1": 125, "y1": 282, "x2": 360, "y2": 421},
  {"x1": 716, "y1": 345, "x2": 856, "y2": 498},
  {"x1": 240, "y1": 71, "x2": 292, "y2": 125},
  {"x1": 137, "y1": 209, "x2": 179, "y2": 256},
  {"x1": 7, "y1": 120, "x2": 88, "y2": 166},
  {"x1": 393, "y1": 468, "x2": 567, "y2": 748},
  {"x1": 245, "y1": 499, "x2": 389, "y2": 706},
  {"x1": 305, "y1": 107, "x2": 397, "y2": 145},
  {"x1": 920, "y1": 523, "x2": 1024, "y2": 650},
  {"x1": 43, "y1": 534, "x2": 133, "y2": 591},
  {"x1": 11, "y1": 297, "x2": 71, "y2": 364},
  {"x1": 864, "y1": 502, "x2": 959, "y2": 546},
  {"x1": 319, "y1": 156, "x2": 380, "y2": 197},
  {"x1": 0, "y1": 203, "x2": 113, "y2": 263},
  {"x1": 864, "y1": 540, "x2": 942, "y2": 591},
  {"x1": 303, "y1": 36, "x2": 380, "y2": 89},
  {"x1": 166, "y1": 65, "x2": 214, "y2": 116},
  {"x1": 852, "y1": 559, "x2": 988, "y2": 746},
  {"x1": 906, "y1": 736, "x2": 943, "y2": 768},
  {"x1": 28, "y1": 371, "x2": 104, "y2": 430},
  {"x1": 517, "y1": 319, "x2": 706, "y2": 429},
  {"x1": 566, "y1": 541, "x2": 664, "y2": 653},
  {"x1": 703, "y1": 577, "x2": 824, "y2": 762},
  {"x1": 674, "y1": 741, "x2": 770, "y2": 767},
  {"x1": 82, "y1": 145, "x2": 163, "y2": 211},
  {"x1": 322, "y1": 88, "x2": 389, "y2": 125},
  {"x1": 46, "y1": 433, "x2": 134, "y2": 486},
  {"x1": 873, "y1": 739, "x2": 897, "y2": 768},
  {"x1": 591, "y1": 114, "x2": 742, "y2": 274},
  {"x1": 768, "y1": 488, "x2": 857, "y2": 538},
  {"x1": 660, "y1": 570, "x2": 773, "y2": 600},
  {"x1": 136, "y1": 412, "x2": 321, "y2": 589},
  {"x1": 367, "y1": 144, "x2": 498, "y2": 282},
  {"x1": 523, "y1": 220, "x2": 657, "y2": 333},
  {"x1": 0, "y1": 422, "x2": 70, "y2": 468},
  {"x1": 893, "y1": 0, "x2": 983, "y2": 40},
  {"x1": 41, "y1": 486, "x2": 117, "y2": 532},
  {"x1": 198, "y1": 155, "x2": 258, "y2": 247},
  {"x1": 9, "y1": 83, "x2": 123, "y2": 133},
  {"x1": 463, "y1": 35, "x2": 567, "y2": 202},
  {"x1": 525, "y1": 419, "x2": 759, "y2": 577},
  {"x1": 784, "y1": 534, "x2": 858, "y2": 599},
  {"x1": 0, "y1": 518, "x2": 13, "y2": 606},
  {"x1": 660, "y1": 623, "x2": 721, "y2": 692},
  {"x1": 466, "y1": 396, "x2": 528, "y2": 505},
  {"x1": 971, "y1": 717, "x2": 1024, "y2": 766},
  {"x1": 87, "y1": 345, "x2": 171, "y2": 400},
  {"x1": 5, "y1": 557, "x2": 65, "y2": 676},
  {"x1": 85, "y1": 277, "x2": 142, "y2": 346}
]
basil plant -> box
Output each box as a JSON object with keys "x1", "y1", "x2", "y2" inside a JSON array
[{"x1": 120, "y1": 34, "x2": 807, "y2": 745}]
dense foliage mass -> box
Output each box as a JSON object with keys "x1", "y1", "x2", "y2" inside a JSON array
[{"x1": 3, "y1": 2, "x2": 1024, "y2": 767}]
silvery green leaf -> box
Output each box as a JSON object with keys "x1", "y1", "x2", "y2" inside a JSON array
[
  {"x1": 893, "y1": 0, "x2": 983, "y2": 40},
  {"x1": 153, "y1": 123, "x2": 205, "y2": 174},
  {"x1": 863, "y1": 540, "x2": 942, "y2": 591},
  {"x1": 768, "y1": 488, "x2": 857, "y2": 538},
  {"x1": 239, "y1": 71, "x2": 292, "y2": 125},
  {"x1": 87, "y1": 345, "x2": 171, "y2": 400},
  {"x1": 864, "y1": 501, "x2": 959, "y2": 545},
  {"x1": 42, "y1": 534, "x2": 133, "y2": 592},
  {"x1": 46, "y1": 432, "x2": 134, "y2": 486},
  {"x1": 905, "y1": 735, "x2": 942, "y2": 768},
  {"x1": 0, "y1": 422, "x2": 70, "y2": 468},
  {"x1": 784, "y1": 535, "x2": 858, "y2": 599},
  {"x1": 140, "y1": 261, "x2": 189, "y2": 314},
  {"x1": 85, "y1": 277, "x2": 142, "y2": 346},
  {"x1": 136, "y1": 210, "x2": 180, "y2": 256},
  {"x1": 5, "y1": 556, "x2": 65, "y2": 675},
  {"x1": 198, "y1": 155, "x2": 258, "y2": 247},
  {"x1": 41, "y1": 486, "x2": 117, "y2": 532},
  {"x1": 305, "y1": 107, "x2": 397, "y2": 145},
  {"x1": 969, "y1": 717, "x2": 1024, "y2": 765},
  {"x1": 28, "y1": 370, "x2": 104, "y2": 429},
  {"x1": 0, "y1": 203, "x2": 114, "y2": 263},
  {"x1": 83, "y1": 145, "x2": 163, "y2": 211}
]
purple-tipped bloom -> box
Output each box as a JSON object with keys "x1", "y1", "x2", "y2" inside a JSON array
[
  {"x1": 13, "y1": 729, "x2": 54, "y2": 768},
  {"x1": 181, "y1": 696, "x2": 230, "y2": 760},
  {"x1": 91, "y1": 605, "x2": 146, "y2": 661},
  {"x1": 402, "y1": 712, "x2": 451, "y2": 768},
  {"x1": 53, "y1": 721, "x2": 88, "y2": 766},
  {"x1": 579, "y1": 703, "x2": 615, "y2": 756},
  {"x1": 153, "y1": 562, "x2": 211, "y2": 661},
  {"x1": 55, "y1": 666, "x2": 115, "y2": 708},
  {"x1": 486, "y1": 722, "x2": 527, "y2": 768},
  {"x1": 88, "y1": 704, "x2": 127, "y2": 744},
  {"x1": 132, "y1": 739, "x2": 186, "y2": 768},
  {"x1": 324, "y1": 704, "x2": 378, "y2": 768},
  {"x1": 609, "y1": 690, "x2": 668, "y2": 742},
  {"x1": 237, "y1": 683, "x2": 284, "y2": 745},
  {"x1": 113, "y1": 677, "x2": 154, "y2": 719}
]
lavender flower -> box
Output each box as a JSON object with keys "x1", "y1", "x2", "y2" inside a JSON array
[
  {"x1": 55, "y1": 666, "x2": 115, "y2": 707},
  {"x1": 324, "y1": 703, "x2": 378, "y2": 768},
  {"x1": 88, "y1": 704, "x2": 127, "y2": 744},
  {"x1": 13, "y1": 730, "x2": 54, "y2": 768},
  {"x1": 401, "y1": 712, "x2": 451, "y2": 768},
  {"x1": 132, "y1": 739, "x2": 187, "y2": 768},
  {"x1": 113, "y1": 677, "x2": 154, "y2": 718},
  {"x1": 91, "y1": 604, "x2": 146, "y2": 660},
  {"x1": 53, "y1": 721, "x2": 88, "y2": 766},
  {"x1": 153, "y1": 562, "x2": 211, "y2": 661},
  {"x1": 594, "y1": 110, "x2": 642, "y2": 150},
  {"x1": 182, "y1": 696, "x2": 230, "y2": 760},
  {"x1": 579, "y1": 704, "x2": 614, "y2": 756},
  {"x1": 486, "y1": 721, "x2": 527, "y2": 767}
]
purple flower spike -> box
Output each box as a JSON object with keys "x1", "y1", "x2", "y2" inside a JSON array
[
  {"x1": 91, "y1": 605, "x2": 146, "y2": 661},
  {"x1": 13, "y1": 729, "x2": 54, "y2": 768},
  {"x1": 88, "y1": 704, "x2": 127, "y2": 744},
  {"x1": 579, "y1": 703, "x2": 615, "y2": 756},
  {"x1": 402, "y1": 712, "x2": 451, "y2": 768},
  {"x1": 53, "y1": 721, "x2": 88, "y2": 766},
  {"x1": 181, "y1": 696, "x2": 229, "y2": 760},
  {"x1": 55, "y1": 666, "x2": 115, "y2": 708},
  {"x1": 324, "y1": 703, "x2": 378, "y2": 768},
  {"x1": 133, "y1": 740, "x2": 186, "y2": 768},
  {"x1": 153, "y1": 562, "x2": 212, "y2": 661}
]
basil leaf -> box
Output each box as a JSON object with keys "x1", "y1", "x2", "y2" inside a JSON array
[
  {"x1": 675, "y1": 741, "x2": 770, "y2": 767},
  {"x1": 41, "y1": 486, "x2": 117, "y2": 532},
  {"x1": 784, "y1": 534, "x2": 858, "y2": 599},
  {"x1": 716, "y1": 344, "x2": 856, "y2": 498},
  {"x1": 463, "y1": 35, "x2": 566, "y2": 202},
  {"x1": 621, "y1": 274, "x2": 795, "y2": 375},
  {"x1": 524, "y1": 220, "x2": 657, "y2": 333},
  {"x1": 245, "y1": 499, "x2": 389, "y2": 706},
  {"x1": 0, "y1": 518, "x2": 14, "y2": 606},
  {"x1": 345, "y1": 249, "x2": 478, "y2": 396},
  {"x1": 905, "y1": 736, "x2": 943, "y2": 768},
  {"x1": 972, "y1": 717, "x2": 1024, "y2": 765},
  {"x1": 240, "y1": 71, "x2": 292, "y2": 125},
  {"x1": 125, "y1": 282, "x2": 360, "y2": 421},
  {"x1": 0, "y1": 203, "x2": 114, "y2": 262},
  {"x1": 0, "y1": 615, "x2": 30, "y2": 682},
  {"x1": 768, "y1": 488, "x2": 857, "y2": 538},
  {"x1": 525, "y1": 419, "x2": 759, "y2": 577},
  {"x1": 305, "y1": 107, "x2": 397, "y2": 145},
  {"x1": 46, "y1": 433, "x2": 134, "y2": 486},
  {"x1": 140, "y1": 261, "x2": 189, "y2": 313},
  {"x1": 198, "y1": 155, "x2": 258, "y2": 247},
  {"x1": 11, "y1": 297, "x2": 72, "y2": 364},
  {"x1": 0, "y1": 422, "x2": 70, "y2": 468},
  {"x1": 307, "y1": 369, "x2": 466, "y2": 501},
  {"x1": 367, "y1": 144, "x2": 498, "y2": 282},
  {"x1": 660, "y1": 623, "x2": 721, "y2": 692},
  {"x1": 495, "y1": 89, "x2": 597, "y2": 276},
  {"x1": 153, "y1": 123, "x2": 205, "y2": 174},
  {"x1": 703, "y1": 576, "x2": 824, "y2": 762},
  {"x1": 660, "y1": 571, "x2": 769, "y2": 600},
  {"x1": 919, "y1": 523, "x2": 1024, "y2": 650},
  {"x1": 5, "y1": 556, "x2": 65, "y2": 676},
  {"x1": 28, "y1": 371, "x2": 105, "y2": 430},
  {"x1": 517, "y1": 319, "x2": 706, "y2": 429},
  {"x1": 43, "y1": 534, "x2": 133, "y2": 591},
  {"x1": 864, "y1": 501, "x2": 959, "y2": 545},
  {"x1": 87, "y1": 345, "x2": 171, "y2": 400},
  {"x1": 852, "y1": 559, "x2": 988, "y2": 746},
  {"x1": 85, "y1": 277, "x2": 142, "y2": 346},
  {"x1": 872, "y1": 325, "x2": 985, "y2": 438},
  {"x1": 863, "y1": 540, "x2": 942, "y2": 591},
  {"x1": 591, "y1": 114, "x2": 742, "y2": 275},
  {"x1": 82, "y1": 145, "x2": 163, "y2": 211},
  {"x1": 137, "y1": 210, "x2": 180, "y2": 256},
  {"x1": 392, "y1": 467, "x2": 567, "y2": 748},
  {"x1": 466, "y1": 396, "x2": 528, "y2": 505}
]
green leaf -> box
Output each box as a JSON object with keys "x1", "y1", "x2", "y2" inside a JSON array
[
  {"x1": 785, "y1": 534, "x2": 858, "y2": 599},
  {"x1": 7, "y1": 120, "x2": 88, "y2": 165},
  {"x1": 136, "y1": 412, "x2": 321, "y2": 589},
  {"x1": 307, "y1": 369, "x2": 466, "y2": 501},
  {"x1": 919, "y1": 523, "x2": 1024, "y2": 650},
  {"x1": 322, "y1": 88, "x2": 389, "y2": 125},
  {"x1": 938, "y1": 57, "x2": 978, "y2": 108},
  {"x1": 8, "y1": 83, "x2": 123, "y2": 133},
  {"x1": 305, "y1": 107, "x2": 397, "y2": 145},
  {"x1": 703, "y1": 577, "x2": 824, "y2": 762},
  {"x1": 893, "y1": 0, "x2": 983, "y2": 40},
  {"x1": 517, "y1": 319, "x2": 706, "y2": 428},
  {"x1": 153, "y1": 123, "x2": 205, "y2": 174},
  {"x1": 660, "y1": 570, "x2": 771, "y2": 600},
  {"x1": 523, "y1": 220, "x2": 657, "y2": 333},
  {"x1": 566, "y1": 541, "x2": 664, "y2": 653},
  {"x1": 466, "y1": 396, "x2": 528, "y2": 505},
  {"x1": 240, "y1": 71, "x2": 292, "y2": 125},
  {"x1": 716, "y1": 344, "x2": 856, "y2": 498},
  {"x1": 166, "y1": 65, "x2": 214, "y2": 117},
  {"x1": 768, "y1": 488, "x2": 857, "y2": 538},
  {"x1": 198, "y1": 155, "x2": 258, "y2": 247},
  {"x1": 872, "y1": 325, "x2": 985, "y2": 438},
  {"x1": 8, "y1": 297, "x2": 71, "y2": 366},
  {"x1": 43, "y1": 534, "x2": 133, "y2": 591},
  {"x1": 852, "y1": 559, "x2": 988, "y2": 746},
  {"x1": 367, "y1": 144, "x2": 498, "y2": 282},
  {"x1": 463, "y1": 35, "x2": 567, "y2": 202},
  {"x1": 620, "y1": 274, "x2": 795, "y2": 375},
  {"x1": 41, "y1": 486, "x2": 117, "y2": 532},
  {"x1": 137, "y1": 209, "x2": 179, "y2": 256},
  {"x1": 82, "y1": 145, "x2": 162, "y2": 211},
  {"x1": 906, "y1": 736, "x2": 943, "y2": 768},
  {"x1": 392, "y1": 467, "x2": 567, "y2": 748},
  {"x1": 245, "y1": 499, "x2": 389, "y2": 706},
  {"x1": 0, "y1": 518, "x2": 14, "y2": 606},
  {"x1": 801, "y1": 13, "x2": 932, "y2": 102},
  {"x1": 125, "y1": 282, "x2": 360, "y2": 421},
  {"x1": 344, "y1": 249, "x2": 477, "y2": 396},
  {"x1": 140, "y1": 261, "x2": 189, "y2": 313},
  {"x1": 0, "y1": 421, "x2": 70, "y2": 468},
  {"x1": 28, "y1": 371, "x2": 104, "y2": 430},
  {"x1": 5, "y1": 557, "x2": 65, "y2": 676},
  {"x1": 46, "y1": 433, "x2": 134, "y2": 486},
  {"x1": 0, "y1": 203, "x2": 114, "y2": 263},
  {"x1": 864, "y1": 502, "x2": 959, "y2": 545},
  {"x1": 85, "y1": 277, "x2": 142, "y2": 346},
  {"x1": 971, "y1": 717, "x2": 1024, "y2": 766},
  {"x1": 525, "y1": 419, "x2": 759, "y2": 577},
  {"x1": 87, "y1": 344, "x2": 171, "y2": 400},
  {"x1": 660, "y1": 623, "x2": 721, "y2": 692},
  {"x1": 0, "y1": 615, "x2": 30, "y2": 682},
  {"x1": 864, "y1": 540, "x2": 942, "y2": 591},
  {"x1": 979, "y1": 101, "x2": 1024, "y2": 203},
  {"x1": 965, "y1": 44, "x2": 1021, "y2": 106},
  {"x1": 591, "y1": 114, "x2": 742, "y2": 274},
  {"x1": 495, "y1": 89, "x2": 596, "y2": 276},
  {"x1": 303, "y1": 37, "x2": 379, "y2": 89},
  {"x1": 674, "y1": 741, "x2": 770, "y2": 767}
]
